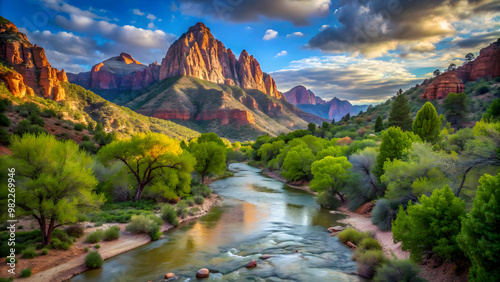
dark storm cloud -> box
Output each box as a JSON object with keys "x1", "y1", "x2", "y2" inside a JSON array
[
  {"x1": 455, "y1": 31, "x2": 500, "y2": 48},
  {"x1": 177, "y1": 0, "x2": 331, "y2": 26}
]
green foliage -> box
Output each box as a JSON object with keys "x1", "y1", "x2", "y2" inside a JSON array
[
  {"x1": 388, "y1": 89, "x2": 413, "y2": 131},
  {"x1": 13, "y1": 119, "x2": 47, "y2": 136},
  {"x1": 148, "y1": 224, "x2": 162, "y2": 241},
  {"x1": 281, "y1": 145, "x2": 315, "y2": 181},
  {"x1": 444, "y1": 92, "x2": 470, "y2": 129},
  {"x1": 393, "y1": 185, "x2": 466, "y2": 262},
  {"x1": 345, "y1": 147, "x2": 380, "y2": 210},
  {"x1": 310, "y1": 156, "x2": 352, "y2": 207},
  {"x1": 191, "y1": 184, "x2": 211, "y2": 198},
  {"x1": 0, "y1": 128, "x2": 10, "y2": 145},
  {"x1": 85, "y1": 230, "x2": 104, "y2": 244},
  {"x1": 483, "y1": 99, "x2": 500, "y2": 122},
  {"x1": 21, "y1": 267, "x2": 32, "y2": 278},
  {"x1": 161, "y1": 205, "x2": 179, "y2": 226},
  {"x1": 125, "y1": 214, "x2": 162, "y2": 238},
  {"x1": 338, "y1": 228, "x2": 371, "y2": 245},
  {"x1": 98, "y1": 132, "x2": 195, "y2": 201},
  {"x1": 371, "y1": 199, "x2": 405, "y2": 231},
  {"x1": 413, "y1": 102, "x2": 440, "y2": 142},
  {"x1": 103, "y1": 226, "x2": 120, "y2": 241},
  {"x1": 374, "y1": 259, "x2": 424, "y2": 282},
  {"x1": 189, "y1": 140, "x2": 226, "y2": 184},
  {"x1": 85, "y1": 251, "x2": 103, "y2": 269},
  {"x1": 65, "y1": 225, "x2": 84, "y2": 238},
  {"x1": 316, "y1": 190, "x2": 339, "y2": 209},
  {"x1": 457, "y1": 173, "x2": 500, "y2": 281},
  {"x1": 84, "y1": 247, "x2": 89, "y2": 252},
  {"x1": 0, "y1": 113, "x2": 10, "y2": 126},
  {"x1": 374, "y1": 115, "x2": 383, "y2": 132},
  {"x1": 357, "y1": 250, "x2": 388, "y2": 278},
  {"x1": 185, "y1": 198, "x2": 195, "y2": 206},
  {"x1": 21, "y1": 245, "x2": 37, "y2": 259},
  {"x1": 374, "y1": 126, "x2": 414, "y2": 177},
  {"x1": 79, "y1": 141, "x2": 98, "y2": 154},
  {"x1": 94, "y1": 244, "x2": 100, "y2": 249},
  {"x1": 40, "y1": 247, "x2": 49, "y2": 255},
  {"x1": 0, "y1": 230, "x2": 41, "y2": 256},
  {"x1": 308, "y1": 122, "x2": 316, "y2": 134},
  {"x1": 194, "y1": 195, "x2": 204, "y2": 205},
  {"x1": 74, "y1": 123, "x2": 85, "y2": 131},
  {"x1": 6, "y1": 133, "x2": 103, "y2": 246}
]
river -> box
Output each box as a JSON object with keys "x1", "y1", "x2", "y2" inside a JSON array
[{"x1": 71, "y1": 163, "x2": 358, "y2": 281}]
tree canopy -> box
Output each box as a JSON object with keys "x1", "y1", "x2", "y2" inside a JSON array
[
  {"x1": 189, "y1": 141, "x2": 226, "y2": 184},
  {"x1": 444, "y1": 92, "x2": 470, "y2": 129},
  {"x1": 374, "y1": 126, "x2": 415, "y2": 177},
  {"x1": 310, "y1": 156, "x2": 352, "y2": 203},
  {"x1": 412, "y1": 102, "x2": 440, "y2": 142},
  {"x1": 388, "y1": 89, "x2": 413, "y2": 131}
]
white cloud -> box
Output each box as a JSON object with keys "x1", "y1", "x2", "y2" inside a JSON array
[
  {"x1": 132, "y1": 9, "x2": 145, "y2": 16},
  {"x1": 263, "y1": 29, "x2": 278, "y2": 40},
  {"x1": 245, "y1": 26, "x2": 252, "y2": 30},
  {"x1": 274, "y1": 50, "x2": 288, "y2": 57},
  {"x1": 147, "y1": 22, "x2": 156, "y2": 29},
  {"x1": 286, "y1": 31, "x2": 304, "y2": 38},
  {"x1": 146, "y1": 13, "x2": 157, "y2": 21},
  {"x1": 319, "y1": 24, "x2": 330, "y2": 31}
]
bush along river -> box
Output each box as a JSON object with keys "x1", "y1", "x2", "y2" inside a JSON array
[{"x1": 71, "y1": 163, "x2": 358, "y2": 281}]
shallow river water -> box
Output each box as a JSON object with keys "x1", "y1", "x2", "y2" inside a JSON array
[{"x1": 72, "y1": 163, "x2": 358, "y2": 282}]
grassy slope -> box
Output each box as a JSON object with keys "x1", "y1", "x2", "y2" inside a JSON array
[{"x1": 117, "y1": 76, "x2": 311, "y2": 141}]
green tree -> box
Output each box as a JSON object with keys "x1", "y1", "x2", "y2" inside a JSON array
[
  {"x1": 388, "y1": 89, "x2": 413, "y2": 131},
  {"x1": 412, "y1": 102, "x2": 440, "y2": 142},
  {"x1": 196, "y1": 132, "x2": 225, "y2": 147},
  {"x1": 444, "y1": 92, "x2": 470, "y2": 129},
  {"x1": 310, "y1": 156, "x2": 352, "y2": 202},
  {"x1": 374, "y1": 126, "x2": 414, "y2": 177},
  {"x1": 374, "y1": 115, "x2": 383, "y2": 132},
  {"x1": 483, "y1": 98, "x2": 500, "y2": 122},
  {"x1": 5, "y1": 134, "x2": 104, "y2": 246},
  {"x1": 281, "y1": 145, "x2": 315, "y2": 181},
  {"x1": 331, "y1": 118, "x2": 335, "y2": 125},
  {"x1": 189, "y1": 141, "x2": 226, "y2": 184},
  {"x1": 308, "y1": 122, "x2": 316, "y2": 134},
  {"x1": 457, "y1": 173, "x2": 500, "y2": 281},
  {"x1": 392, "y1": 185, "x2": 466, "y2": 262},
  {"x1": 98, "y1": 132, "x2": 195, "y2": 201}
]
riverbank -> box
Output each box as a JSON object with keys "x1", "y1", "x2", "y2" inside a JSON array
[
  {"x1": 261, "y1": 169, "x2": 317, "y2": 195},
  {"x1": 0, "y1": 193, "x2": 222, "y2": 282}
]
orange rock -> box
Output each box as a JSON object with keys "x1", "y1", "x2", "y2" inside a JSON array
[
  {"x1": 196, "y1": 268, "x2": 209, "y2": 278},
  {"x1": 328, "y1": 226, "x2": 344, "y2": 233},
  {"x1": 164, "y1": 273, "x2": 175, "y2": 279},
  {"x1": 355, "y1": 202, "x2": 374, "y2": 215},
  {"x1": 421, "y1": 70, "x2": 465, "y2": 100},
  {"x1": 246, "y1": 260, "x2": 257, "y2": 268}
]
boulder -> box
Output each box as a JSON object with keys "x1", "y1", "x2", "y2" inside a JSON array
[
  {"x1": 246, "y1": 260, "x2": 257, "y2": 268},
  {"x1": 355, "y1": 202, "x2": 374, "y2": 215},
  {"x1": 196, "y1": 268, "x2": 209, "y2": 278},
  {"x1": 260, "y1": 255, "x2": 272, "y2": 260},
  {"x1": 164, "y1": 273, "x2": 175, "y2": 279},
  {"x1": 328, "y1": 226, "x2": 344, "y2": 233},
  {"x1": 347, "y1": 241, "x2": 357, "y2": 249}
]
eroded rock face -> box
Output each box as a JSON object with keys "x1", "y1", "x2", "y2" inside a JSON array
[
  {"x1": 284, "y1": 85, "x2": 325, "y2": 105},
  {"x1": 421, "y1": 71, "x2": 465, "y2": 100},
  {"x1": 0, "y1": 21, "x2": 65, "y2": 101},
  {"x1": 423, "y1": 40, "x2": 500, "y2": 100},
  {"x1": 152, "y1": 109, "x2": 192, "y2": 121},
  {"x1": 160, "y1": 22, "x2": 283, "y2": 98},
  {"x1": 195, "y1": 109, "x2": 255, "y2": 125}
]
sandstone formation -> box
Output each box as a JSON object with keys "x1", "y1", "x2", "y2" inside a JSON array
[
  {"x1": 422, "y1": 39, "x2": 500, "y2": 100},
  {"x1": 160, "y1": 22, "x2": 283, "y2": 99},
  {"x1": 195, "y1": 109, "x2": 255, "y2": 125},
  {"x1": 284, "y1": 85, "x2": 326, "y2": 105},
  {"x1": 0, "y1": 19, "x2": 66, "y2": 101}
]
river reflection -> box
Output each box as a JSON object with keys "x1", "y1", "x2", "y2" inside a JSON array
[{"x1": 71, "y1": 163, "x2": 358, "y2": 282}]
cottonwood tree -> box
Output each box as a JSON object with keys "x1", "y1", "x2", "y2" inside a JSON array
[
  {"x1": 98, "y1": 132, "x2": 195, "y2": 201},
  {"x1": 282, "y1": 145, "x2": 315, "y2": 181},
  {"x1": 189, "y1": 141, "x2": 226, "y2": 184},
  {"x1": 6, "y1": 134, "x2": 104, "y2": 246},
  {"x1": 310, "y1": 156, "x2": 352, "y2": 202}
]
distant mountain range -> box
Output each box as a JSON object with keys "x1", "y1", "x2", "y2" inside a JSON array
[{"x1": 284, "y1": 85, "x2": 368, "y2": 121}]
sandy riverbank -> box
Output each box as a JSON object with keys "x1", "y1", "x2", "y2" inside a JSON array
[{"x1": 0, "y1": 193, "x2": 222, "y2": 282}]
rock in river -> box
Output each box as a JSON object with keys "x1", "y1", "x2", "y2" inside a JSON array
[
  {"x1": 196, "y1": 268, "x2": 209, "y2": 278},
  {"x1": 246, "y1": 260, "x2": 257, "y2": 268}
]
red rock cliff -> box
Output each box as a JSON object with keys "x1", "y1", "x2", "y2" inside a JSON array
[
  {"x1": 422, "y1": 40, "x2": 500, "y2": 100},
  {"x1": 160, "y1": 22, "x2": 283, "y2": 99},
  {"x1": 284, "y1": 85, "x2": 326, "y2": 105},
  {"x1": 0, "y1": 20, "x2": 66, "y2": 101}
]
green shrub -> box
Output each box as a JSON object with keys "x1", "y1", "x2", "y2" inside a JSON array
[
  {"x1": 194, "y1": 195, "x2": 204, "y2": 205},
  {"x1": 82, "y1": 135, "x2": 91, "y2": 141},
  {"x1": 374, "y1": 259, "x2": 424, "y2": 282},
  {"x1": 316, "y1": 190, "x2": 340, "y2": 209},
  {"x1": 40, "y1": 247, "x2": 49, "y2": 255},
  {"x1": 0, "y1": 277, "x2": 13, "y2": 282},
  {"x1": 0, "y1": 128, "x2": 10, "y2": 146},
  {"x1": 65, "y1": 225, "x2": 84, "y2": 238},
  {"x1": 4, "y1": 257, "x2": 17, "y2": 263},
  {"x1": 50, "y1": 237, "x2": 71, "y2": 250},
  {"x1": 94, "y1": 244, "x2": 100, "y2": 249},
  {"x1": 74, "y1": 123, "x2": 85, "y2": 131},
  {"x1": 84, "y1": 247, "x2": 89, "y2": 252},
  {"x1": 161, "y1": 205, "x2": 179, "y2": 227},
  {"x1": 21, "y1": 267, "x2": 32, "y2": 277},
  {"x1": 371, "y1": 199, "x2": 401, "y2": 231},
  {"x1": 85, "y1": 230, "x2": 104, "y2": 243},
  {"x1": 191, "y1": 184, "x2": 211, "y2": 197},
  {"x1": 77, "y1": 214, "x2": 89, "y2": 222},
  {"x1": 51, "y1": 229, "x2": 74, "y2": 250},
  {"x1": 103, "y1": 226, "x2": 120, "y2": 241},
  {"x1": 354, "y1": 237, "x2": 382, "y2": 259},
  {"x1": 176, "y1": 201, "x2": 188, "y2": 217},
  {"x1": 21, "y1": 246, "x2": 37, "y2": 259},
  {"x1": 0, "y1": 113, "x2": 10, "y2": 126},
  {"x1": 477, "y1": 85, "x2": 490, "y2": 95},
  {"x1": 85, "y1": 251, "x2": 103, "y2": 269},
  {"x1": 357, "y1": 250, "x2": 388, "y2": 278},
  {"x1": 148, "y1": 224, "x2": 161, "y2": 241},
  {"x1": 188, "y1": 208, "x2": 200, "y2": 216},
  {"x1": 125, "y1": 214, "x2": 161, "y2": 234},
  {"x1": 338, "y1": 228, "x2": 371, "y2": 245},
  {"x1": 185, "y1": 198, "x2": 195, "y2": 206}
]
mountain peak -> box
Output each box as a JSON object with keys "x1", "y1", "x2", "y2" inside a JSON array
[
  {"x1": 117, "y1": 52, "x2": 142, "y2": 65},
  {"x1": 186, "y1": 22, "x2": 211, "y2": 36}
]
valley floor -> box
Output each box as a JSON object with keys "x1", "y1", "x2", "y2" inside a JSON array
[{"x1": 0, "y1": 194, "x2": 222, "y2": 282}]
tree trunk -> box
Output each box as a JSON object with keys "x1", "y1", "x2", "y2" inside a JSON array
[
  {"x1": 39, "y1": 217, "x2": 49, "y2": 246},
  {"x1": 335, "y1": 191, "x2": 345, "y2": 202},
  {"x1": 135, "y1": 184, "x2": 145, "y2": 201},
  {"x1": 456, "y1": 166, "x2": 473, "y2": 197}
]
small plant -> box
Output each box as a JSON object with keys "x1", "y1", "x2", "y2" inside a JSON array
[
  {"x1": 161, "y1": 205, "x2": 179, "y2": 227},
  {"x1": 85, "y1": 230, "x2": 104, "y2": 243},
  {"x1": 148, "y1": 224, "x2": 162, "y2": 241},
  {"x1": 84, "y1": 247, "x2": 89, "y2": 252},
  {"x1": 185, "y1": 198, "x2": 195, "y2": 206},
  {"x1": 94, "y1": 244, "x2": 100, "y2": 249},
  {"x1": 357, "y1": 250, "x2": 388, "y2": 279},
  {"x1": 40, "y1": 248, "x2": 50, "y2": 255},
  {"x1": 103, "y1": 226, "x2": 120, "y2": 241},
  {"x1": 188, "y1": 207, "x2": 200, "y2": 216},
  {"x1": 21, "y1": 267, "x2": 32, "y2": 278},
  {"x1": 194, "y1": 195, "x2": 204, "y2": 205},
  {"x1": 125, "y1": 214, "x2": 162, "y2": 235},
  {"x1": 353, "y1": 237, "x2": 382, "y2": 260},
  {"x1": 85, "y1": 251, "x2": 103, "y2": 269},
  {"x1": 4, "y1": 257, "x2": 17, "y2": 263},
  {"x1": 21, "y1": 245, "x2": 37, "y2": 259},
  {"x1": 74, "y1": 123, "x2": 85, "y2": 131},
  {"x1": 17, "y1": 225, "x2": 23, "y2": 229},
  {"x1": 374, "y1": 259, "x2": 424, "y2": 282},
  {"x1": 65, "y1": 225, "x2": 85, "y2": 238},
  {"x1": 338, "y1": 228, "x2": 371, "y2": 245}
]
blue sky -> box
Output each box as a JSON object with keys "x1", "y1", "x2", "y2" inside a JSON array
[{"x1": 2, "y1": 0, "x2": 499, "y2": 104}]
